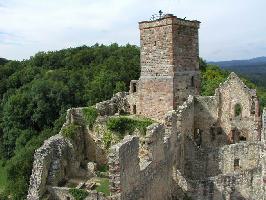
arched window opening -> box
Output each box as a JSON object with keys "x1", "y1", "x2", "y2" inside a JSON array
[{"x1": 234, "y1": 103, "x2": 242, "y2": 117}]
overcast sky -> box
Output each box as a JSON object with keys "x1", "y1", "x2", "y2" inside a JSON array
[{"x1": 0, "y1": 0, "x2": 266, "y2": 61}]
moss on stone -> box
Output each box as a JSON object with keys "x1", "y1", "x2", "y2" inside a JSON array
[
  {"x1": 106, "y1": 116, "x2": 153, "y2": 137},
  {"x1": 103, "y1": 131, "x2": 113, "y2": 149},
  {"x1": 69, "y1": 188, "x2": 89, "y2": 200},
  {"x1": 61, "y1": 124, "x2": 80, "y2": 140},
  {"x1": 95, "y1": 178, "x2": 110, "y2": 196},
  {"x1": 82, "y1": 106, "x2": 98, "y2": 129}
]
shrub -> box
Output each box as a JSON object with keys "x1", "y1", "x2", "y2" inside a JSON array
[
  {"x1": 97, "y1": 164, "x2": 109, "y2": 172},
  {"x1": 106, "y1": 116, "x2": 153, "y2": 136},
  {"x1": 69, "y1": 188, "x2": 89, "y2": 200},
  {"x1": 95, "y1": 178, "x2": 110, "y2": 196},
  {"x1": 103, "y1": 131, "x2": 112, "y2": 149},
  {"x1": 82, "y1": 107, "x2": 98, "y2": 129},
  {"x1": 61, "y1": 124, "x2": 80, "y2": 140}
]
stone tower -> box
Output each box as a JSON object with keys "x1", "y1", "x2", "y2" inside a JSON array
[{"x1": 129, "y1": 14, "x2": 201, "y2": 120}]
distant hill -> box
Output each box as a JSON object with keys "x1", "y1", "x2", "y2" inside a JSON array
[
  {"x1": 0, "y1": 58, "x2": 8, "y2": 65},
  {"x1": 208, "y1": 57, "x2": 266, "y2": 88},
  {"x1": 209, "y1": 56, "x2": 266, "y2": 67}
]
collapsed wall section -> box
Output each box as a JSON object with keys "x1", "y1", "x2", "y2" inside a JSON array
[
  {"x1": 108, "y1": 125, "x2": 175, "y2": 199},
  {"x1": 27, "y1": 108, "x2": 85, "y2": 199},
  {"x1": 27, "y1": 92, "x2": 130, "y2": 200}
]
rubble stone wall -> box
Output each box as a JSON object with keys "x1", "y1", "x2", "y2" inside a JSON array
[
  {"x1": 47, "y1": 186, "x2": 107, "y2": 200},
  {"x1": 129, "y1": 15, "x2": 200, "y2": 121},
  {"x1": 215, "y1": 73, "x2": 261, "y2": 142},
  {"x1": 96, "y1": 92, "x2": 130, "y2": 116},
  {"x1": 189, "y1": 167, "x2": 263, "y2": 200}
]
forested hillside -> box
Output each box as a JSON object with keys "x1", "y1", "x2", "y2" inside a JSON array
[
  {"x1": 0, "y1": 44, "x2": 140, "y2": 199},
  {"x1": 0, "y1": 45, "x2": 265, "y2": 199},
  {"x1": 209, "y1": 57, "x2": 266, "y2": 88}
]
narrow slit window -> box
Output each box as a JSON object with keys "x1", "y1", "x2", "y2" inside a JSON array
[
  {"x1": 132, "y1": 83, "x2": 137, "y2": 93},
  {"x1": 191, "y1": 76, "x2": 195, "y2": 87},
  {"x1": 234, "y1": 158, "x2": 240, "y2": 170},
  {"x1": 133, "y1": 105, "x2": 137, "y2": 114}
]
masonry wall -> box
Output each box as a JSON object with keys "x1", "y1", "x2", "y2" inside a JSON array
[
  {"x1": 215, "y1": 73, "x2": 261, "y2": 142},
  {"x1": 172, "y1": 17, "x2": 200, "y2": 106},
  {"x1": 27, "y1": 108, "x2": 86, "y2": 199},
  {"x1": 189, "y1": 167, "x2": 263, "y2": 200},
  {"x1": 130, "y1": 15, "x2": 200, "y2": 121},
  {"x1": 27, "y1": 93, "x2": 130, "y2": 200},
  {"x1": 108, "y1": 125, "x2": 177, "y2": 200},
  {"x1": 134, "y1": 78, "x2": 174, "y2": 120}
]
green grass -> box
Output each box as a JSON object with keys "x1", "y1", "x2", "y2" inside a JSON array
[
  {"x1": 95, "y1": 178, "x2": 110, "y2": 196},
  {"x1": 0, "y1": 160, "x2": 7, "y2": 194},
  {"x1": 61, "y1": 124, "x2": 81, "y2": 140},
  {"x1": 106, "y1": 116, "x2": 154, "y2": 137},
  {"x1": 82, "y1": 106, "x2": 98, "y2": 129},
  {"x1": 69, "y1": 188, "x2": 89, "y2": 200}
]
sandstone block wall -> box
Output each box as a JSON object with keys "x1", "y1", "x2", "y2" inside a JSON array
[{"x1": 129, "y1": 15, "x2": 200, "y2": 121}]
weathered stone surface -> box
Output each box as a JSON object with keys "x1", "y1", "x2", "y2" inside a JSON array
[
  {"x1": 128, "y1": 14, "x2": 200, "y2": 121},
  {"x1": 96, "y1": 92, "x2": 130, "y2": 116}
]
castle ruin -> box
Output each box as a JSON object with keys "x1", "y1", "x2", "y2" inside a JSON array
[{"x1": 27, "y1": 14, "x2": 266, "y2": 200}]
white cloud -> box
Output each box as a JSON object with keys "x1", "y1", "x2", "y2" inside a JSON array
[{"x1": 0, "y1": 0, "x2": 266, "y2": 60}]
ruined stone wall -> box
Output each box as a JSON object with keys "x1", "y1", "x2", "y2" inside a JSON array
[
  {"x1": 215, "y1": 73, "x2": 261, "y2": 142},
  {"x1": 189, "y1": 167, "x2": 264, "y2": 200},
  {"x1": 96, "y1": 92, "x2": 130, "y2": 116},
  {"x1": 184, "y1": 137, "x2": 265, "y2": 200},
  {"x1": 27, "y1": 108, "x2": 86, "y2": 199},
  {"x1": 108, "y1": 124, "x2": 177, "y2": 200},
  {"x1": 194, "y1": 96, "x2": 229, "y2": 148},
  {"x1": 27, "y1": 135, "x2": 71, "y2": 199},
  {"x1": 262, "y1": 108, "x2": 266, "y2": 141},
  {"x1": 47, "y1": 186, "x2": 107, "y2": 200}
]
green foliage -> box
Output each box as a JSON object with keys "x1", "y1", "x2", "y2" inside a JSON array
[
  {"x1": 234, "y1": 104, "x2": 242, "y2": 117},
  {"x1": 0, "y1": 58, "x2": 8, "y2": 66},
  {"x1": 82, "y1": 107, "x2": 98, "y2": 129},
  {"x1": 95, "y1": 178, "x2": 110, "y2": 196},
  {"x1": 107, "y1": 116, "x2": 153, "y2": 137},
  {"x1": 103, "y1": 131, "x2": 113, "y2": 149},
  {"x1": 69, "y1": 188, "x2": 89, "y2": 200},
  {"x1": 97, "y1": 164, "x2": 109, "y2": 173},
  {"x1": 0, "y1": 160, "x2": 7, "y2": 194},
  {"x1": 61, "y1": 124, "x2": 80, "y2": 140},
  {"x1": 0, "y1": 44, "x2": 140, "y2": 199},
  {"x1": 200, "y1": 64, "x2": 229, "y2": 96},
  {"x1": 199, "y1": 57, "x2": 207, "y2": 72},
  {"x1": 96, "y1": 164, "x2": 109, "y2": 178}
]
